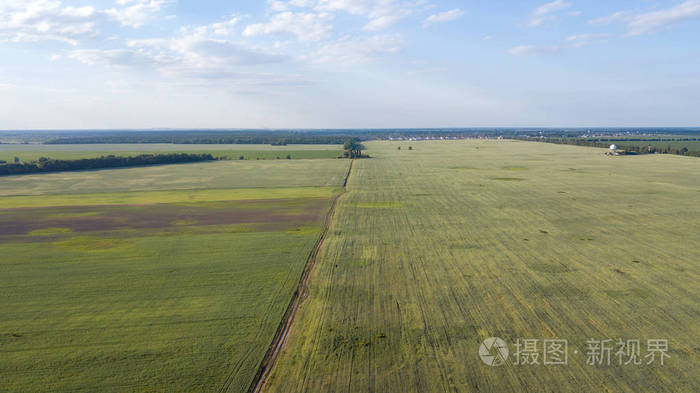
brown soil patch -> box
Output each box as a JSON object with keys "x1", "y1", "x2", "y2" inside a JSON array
[{"x1": 0, "y1": 198, "x2": 329, "y2": 237}]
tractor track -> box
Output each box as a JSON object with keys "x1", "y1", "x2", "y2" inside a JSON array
[{"x1": 241, "y1": 159, "x2": 354, "y2": 393}]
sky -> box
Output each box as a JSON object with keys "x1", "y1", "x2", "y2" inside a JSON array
[{"x1": 1, "y1": 0, "x2": 699, "y2": 129}]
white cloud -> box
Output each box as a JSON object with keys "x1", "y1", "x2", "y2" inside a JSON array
[
  {"x1": 528, "y1": 0, "x2": 572, "y2": 27},
  {"x1": 265, "y1": 0, "x2": 316, "y2": 12},
  {"x1": 311, "y1": 34, "x2": 404, "y2": 64},
  {"x1": 589, "y1": 11, "x2": 631, "y2": 26},
  {"x1": 70, "y1": 44, "x2": 304, "y2": 90},
  {"x1": 406, "y1": 66, "x2": 447, "y2": 75},
  {"x1": 70, "y1": 19, "x2": 289, "y2": 88},
  {"x1": 364, "y1": 14, "x2": 401, "y2": 31},
  {"x1": 0, "y1": 1, "x2": 98, "y2": 45},
  {"x1": 510, "y1": 32, "x2": 609, "y2": 56},
  {"x1": 423, "y1": 8, "x2": 464, "y2": 27},
  {"x1": 508, "y1": 44, "x2": 562, "y2": 56},
  {"x1": 566, "y1": 33, "x2": 608, "y2": 47},
  {"x1": 209, "y1": 16, "x2": 240, "y2": 35},
  {"x1": 316, "y1": 0, "x2": 428, "y2": 31},
  {"x1": 534, "y1": 0, "x2": 572, "y2": 16},
  {"x1": 243, "y1": 11, "x2": 333, "y2": 41},
  {"x1": 252, "y1": 0, "x2": 432, "y2": 35},
  {"x1": 267, "y1": 1, "x2": 290, "y2": 12},
  {"x1": 590, "y1": 1, "x2": 700, "y2": 36},
  {"x1": 105, "y1": 0, "x2": 173, "y2": 28},
  {"x1": 0, "y1": 0, "x2": 173, "y2": 45},
  {"x1": 183, "y1": 15, "x2": 241, "y2": 37},
  {"x1": 315, "y1": 0, "x2": 379, "y2": 15},
  {"x1": 0, "y1": 80, "x2": 19, "y2": 90},
  {"x1": 69, "y1": 48, "x2": 164, "y2": 67}
]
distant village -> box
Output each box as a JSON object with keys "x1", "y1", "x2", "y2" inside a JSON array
[{"x1": 376, "y1": 135, "x2": 504, "y2": 141}]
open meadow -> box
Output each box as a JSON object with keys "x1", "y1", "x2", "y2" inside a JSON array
[
  {"x1": 0, "y1": 157, "x2": 350, "y2": 392},
  {"x1": 264, "y1": 140, "x2": 700, "y2": 393}
]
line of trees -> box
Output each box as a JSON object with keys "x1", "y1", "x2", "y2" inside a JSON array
[
  {"x1": 5, "y1": 128, "x2": 700, "y2": 145},
  {"x1": 343, "y1": 139, "x2": 367, "y2": 158},
  {"x1": 519, "y1": 137, "x2": 700, "y2": 157},
  {"x1": 0, "y1": 153, "x2": 216, "y2": 176},
  {"x1": 45, "y1": 132, "x2": 354, "y2": 145}
]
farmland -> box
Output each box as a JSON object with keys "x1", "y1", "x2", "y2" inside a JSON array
[
  {"x1": 263, "y1": 140, "x2": 700, "y2": 393},
  {"x1": 0, "y1": 157, "x2": 350, "y2": 392},
  {"x1": 0, "y1": 159, "x2": 349, "y2": 196},
  {"x1": 2, "y1": 139, "x2": 699, "y2": 393},
  {"x1": 0, "y1": 143, "x2": 343, "y2": 162}
]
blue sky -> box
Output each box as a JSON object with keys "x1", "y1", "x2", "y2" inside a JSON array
[{"x1": 1, "y1": 0, "x2": 699, "y2": 129}]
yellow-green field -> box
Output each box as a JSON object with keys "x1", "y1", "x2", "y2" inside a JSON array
[
  {"x1": 0, "y1": 159, "x2": 350, "y2": 393},
  {"x1": 264, "y1": 140, "x2": 700, "y2": 392}
]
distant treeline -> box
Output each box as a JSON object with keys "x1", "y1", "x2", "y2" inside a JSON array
[
  {"x1": 0, "y1": 153, "x2": 216, "y2": 176},
  {"x1": 582, "y1": 137, "x2": 700, "y2": 142},
  {"x1": 2, "y1": 128, "x2": 699, "y2": 145},
  {"x1": 44, "y1": 132, "x2": 357, "y2": 145},
  {"x1": 518, "y1": 137, "x2": 700, "y2": 157}
]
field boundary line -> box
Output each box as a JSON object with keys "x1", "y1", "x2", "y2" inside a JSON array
[{"x1": 236, "y1": 159, "x2": 354, "y2": 393}]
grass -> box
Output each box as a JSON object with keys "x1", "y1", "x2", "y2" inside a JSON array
[
  {"x1": 0, "y1": 187, "x2": 341, "y2": 208},
  {"x1": 0, "y1": 159, "x2": 350, "y2": 196},
  {"x1": 1, "y1": 230, "x2": 321, "y2": 393},
  {"x1": 3, "y1": 139, "x2": 699, "y2": 392},
  {"x1": 264, "y1": 140, "x2": 700, "y2": 393},
  {"x1": 0, "y1": 158, "x2": 351, "y2": 393},
  {"x1": 0, "y1": 149, "x2": 342, "y2": 162},
  {"x1": 0, "y1": 143, "x2": 343, "y2": 162}
]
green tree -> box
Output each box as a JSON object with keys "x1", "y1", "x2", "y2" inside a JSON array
[{"x1": 343, "y1": 139, "x2": 364, "y2": 158}]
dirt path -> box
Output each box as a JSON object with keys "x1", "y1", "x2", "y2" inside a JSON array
[{"x1": 245, "y1": 159, "x2": 354, "y2": 393}]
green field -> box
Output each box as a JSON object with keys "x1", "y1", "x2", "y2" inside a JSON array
[
  {"x1": 2, "y1": 140, "x2": 698, "y2": 392},
  {"x1": 0, "y1": 159, "x2": 349, "y2": 196},
  {"x1": 264, "y1": 140, "x2": 700, "y2": 392},
  {"x1": 0, "y1": 159, "x2": 350, "y2": 392},
  {"x1": 0, "y1": 143, "x2": 342, "y2": 162}
]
